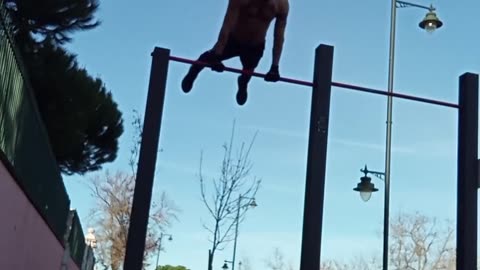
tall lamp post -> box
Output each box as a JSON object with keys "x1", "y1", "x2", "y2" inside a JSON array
[
  {"x1": 353, "y1": 165, "x2": 384, "y2": 260},
  {"x1": 155, "y1": 232, "x2": 173, "y2": 269},
  {"x1": 231, "y1": 195, "x2": 257, "y2": 270},
  {"x1": 84, "y1": 228, "x2": 97, "y2": 270},
  {"x1": 375, "y1": 1, "x2": 442, "y2": 270}
]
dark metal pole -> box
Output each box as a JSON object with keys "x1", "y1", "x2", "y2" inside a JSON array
[
  {"x1": 299, "y1": 44, "x2": 334, "y2": 270},
  {"x1": 383, "y1": 0, "x2": 397, "y2": 267},
  {"x1": 382, "y1": 168, "x2": 390, "y2": 270},
  {"x1": 457, "y1": 72, "x2": 478, "y2": 270},
  {"x1": 123, "y1": 47, "x2": 170, "y2": 270},
  {"x1": 231, "y1": 195, "x2": 241, "y2": 270}
]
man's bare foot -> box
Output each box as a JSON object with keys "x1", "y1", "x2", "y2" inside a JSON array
[
  {"x1": 236, "y1": 76, "x2": 248, "y2": 105},
  {"x1": 181, "y1": 71, "x2": 196, "y2": 93}
]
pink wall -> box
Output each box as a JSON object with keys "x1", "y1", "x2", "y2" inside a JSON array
[{"x1": 0, "y1": 161, "x2": 79, "y2": 270}]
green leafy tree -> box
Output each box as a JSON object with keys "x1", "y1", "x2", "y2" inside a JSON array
[
  {"x1": 24, "y1": 41, "x2": 123, "y2": 175},
  {"x1": 2, "y1": 0, "x2": 124, "y2": 175},
  {"x1": 4, "y1": 0, "x2": 99, "y2": 45},
  {"x1": 156, "y1": 265, "x2": 189, "y2": 270}
]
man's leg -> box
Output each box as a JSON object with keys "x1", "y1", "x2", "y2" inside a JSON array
[
  {"x1": 236, "y1": 69, "x2": 253, "y2": 106},
  {"x1": 236, "y1": 43, "x2": 264, "y2": 105},
  {"x1": 182, "y1": 42, "x2": 238, "y2": 93},
  {"x1": 181, "y1": 50, "x2": 217, "y2": 93}
]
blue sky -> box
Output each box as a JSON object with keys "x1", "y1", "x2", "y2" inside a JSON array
[{"x1": 61, "y1": 0, "x2": 480, "y2": 269}]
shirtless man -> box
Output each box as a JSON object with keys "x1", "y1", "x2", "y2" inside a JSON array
[{"x1": 181, "y1": 0, "x2": 289, "y2": 106}]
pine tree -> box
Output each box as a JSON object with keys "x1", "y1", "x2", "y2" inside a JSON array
[
  {"x1": 24, "y1": 41, "x2": 124, "y2": 175},
  {"x1": 3, "y1": 0, "x2": 125, "y2": 175},
  {"x1": 4, "y1": 0, "x2": 99, "y2": 44}
]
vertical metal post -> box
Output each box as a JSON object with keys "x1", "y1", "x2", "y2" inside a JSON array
[
  {"x1": 456, "y1": 72, "x2": 478, "y2": 270},
  {"x1": 383, "y1": 0, "x2": 397, "y2": 268},
  {"x1": 123, "y1": 47, "x2": 170, "y2": 270},
  {"x1": 231, "y1": 195, "x2": 241, "y2": 270},
  {"x1": 299, "y1": 44, "x2": 334, "y2": 270}
]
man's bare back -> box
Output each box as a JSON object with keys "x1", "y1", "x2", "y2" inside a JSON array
[{"x1": 181, "y1": 0, "x2": 289, "y2": 106}]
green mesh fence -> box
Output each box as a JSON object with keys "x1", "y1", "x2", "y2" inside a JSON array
[
  {"x1": 68, "y1": 210, "x2": 87, "y2": 266},
  {"x1": 0, "y1": 3, "x2": 71, "y2": 243}
]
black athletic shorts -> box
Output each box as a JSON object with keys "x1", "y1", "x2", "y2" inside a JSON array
[{"x1": 219, "y1": 37, "x2": 265, "y2": 70}]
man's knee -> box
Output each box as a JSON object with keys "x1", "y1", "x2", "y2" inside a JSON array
[
  {"x1": 239, "y1": 74, "x2": 251, "y2": 85},
  {"x1": 239, "y1": 68, "x2": 254, "y2": 82},
  {"x1": 241, "y1": 54, "x2": 263, "y2": 71},
  {"x1": 241, "y1": 64, "x2": 259, "y2": 78},
  {"x1": 198, "y1": 50, "x2": 215, "y2": 61}
]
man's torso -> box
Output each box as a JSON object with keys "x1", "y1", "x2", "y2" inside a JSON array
[{"x1": 230, "y1": 0, "x2": 286, "y2": 45}]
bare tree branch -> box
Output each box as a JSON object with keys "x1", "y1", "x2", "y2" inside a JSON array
[
  {"x1": 389, "y1": 211, "x2": 455, "y2": 270},
  {"x1": 198, "y1": 120, "x2": 262, "y2": 270},
  {"x1": 87, "y1": 111, "x2": 180, "y2": 270},
  {"x1": 319, "y1": 211, "x2": 454, "y2": 270}
]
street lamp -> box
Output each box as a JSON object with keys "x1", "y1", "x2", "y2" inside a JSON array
[
  {"x1": 353, "y1": 165, "x2": 384, "y2": 202},
  {"x1": 418, "y1": 5, "x2": 443, "y2": 32},
  {"x1": 353, "y1": 165, "x2": 390, "y2": 270},
  {"x1": 231, "y1": 195, "x2": 257, "y2": 270},
  {"x1": 353, "y1": 166, "x2": 380, "y2": 202},
  {"x1": 222, "y1": 260, "x2": 234, "y2": 270},
  {"x1": 382, "y1": 1, "x2": 442, "y2": 270},
  {"x1": 353, "y1": 165, "x2": 386, "y2": 268},
  {"x1": 222, "y1": 260, "x2": 243, "y2": 270},
  {"x1": 353, "y1": 165, "x2": 387, "y2": 267},
  {"x1": 395, "y1": 1, "x2": 443, "y2": 32},
  {"x1": 155, "y1": 232, "x2": 173, "y2": 269},
  {"x1": 83, "y1": 228, "x2": 97, "y2": 270},
  {"x1": 85, "y1": 228, "x2": 97, "y2": 248}
]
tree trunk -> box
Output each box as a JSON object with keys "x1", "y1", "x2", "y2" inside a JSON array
[{"x1": 208, "y1": 249, "x2": 213, "y2": 270}]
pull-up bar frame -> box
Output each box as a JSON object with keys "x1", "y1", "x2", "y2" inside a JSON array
[
  {"x1": 123, "y1": 45, "x2": 478, "y2": 270},
  {"x1": 169, "y1": 56, "x2": 459, "y2": 109}
]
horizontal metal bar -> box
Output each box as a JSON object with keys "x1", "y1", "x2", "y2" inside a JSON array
[
  {"x1": 396, "y1": 0, "x2": 431, "y2": 10},
  {"x1": 169, "y1": 56, "x2": 314, "y2": 87},
  {"x1": 332, "y1": 81, "x2": 459, "y2": 109},
  {"x1": 362, "y1": 168, "x2": 386, "y2": 176},
  {"x1": 169, "y1": 55, "x2": 459, "y2": 109}
]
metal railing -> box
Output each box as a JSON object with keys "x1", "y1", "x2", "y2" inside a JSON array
[{"x1": 0, "y1": 2, "x2": 86, "y2": 259}]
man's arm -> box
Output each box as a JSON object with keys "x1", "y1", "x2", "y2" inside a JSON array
[
  {"x1": 212, "y1": 0, "x2": 241, "y2": 55},
  {"x1": 272, "y1": 0, "x2": 289, "y2": 66}
]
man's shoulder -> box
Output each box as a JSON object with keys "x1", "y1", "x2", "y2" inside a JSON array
[
  {"x1": 277, "y1": 0, "x2": 289, "y2": 15},
  {"x1": 230, "y1": 0, "x2": 250, "y2": 6}
]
